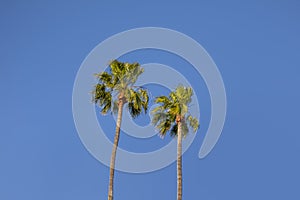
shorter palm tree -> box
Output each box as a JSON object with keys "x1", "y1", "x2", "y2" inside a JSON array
[
  {"x1": 92, "y1": 60, "x2": 149, "y2": 200},
  {"x1": 151, "y1": 85, "x2": 199, "y2": 200}
]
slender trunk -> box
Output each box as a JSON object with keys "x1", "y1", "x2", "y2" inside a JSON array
[
  {"x1": 177, "y1": 116, "x2": 183, "y2": 200},
  {"x1": 108, "y1": 97, "x2": 124, "y2": 200}
]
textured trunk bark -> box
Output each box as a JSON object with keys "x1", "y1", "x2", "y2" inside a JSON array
[
  {"x1": 108, "y1": 97, "x2": 124, "y2": 200},
  {"x1": 177, "y1": 117, "x2": 183, "y2": 200}
]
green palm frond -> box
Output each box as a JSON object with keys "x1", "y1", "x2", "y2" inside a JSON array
[
  {"x1": 169, "y1": 91, "x2": 178, "y2": 103},
  {"x1": 157, "y1": 118, "x2": 172, "y2": 137},
  {"x1": 175, "y1": 85, "x2": 193, "y2": 104},
  {"x1": 127, "y1": 87, "x2": 149, "y2": 118},
  {"x1": 95, "y1": 72, "x2": 114, "y2": 88},
  {"x1": 139, "y1": 88, "x2": 149, "y2": 113},
  {"x1": 127, "y1": 89, "x2": 142, "y2": 118},
  {"x1": 168, "y1": 104, "x2": 180, "y2": 116},
  {"x1": 109, "y1": 60, "x2": 144, "y2": 89},
  {"x1": 93, "y1": 83, "x2": 113, "y2": 114},
  {"x1": 151, "y1": 109, "x2": 167, "y2": 126},
  {"x1": 101, "y1": 94, "x2": 112, "y2": 114},
  {"x1": 155, "y1": 96, "x2": 171, "y2": 105},
  {"x1": 186, "y1": 115, "x2": 199, "y2": 132}
]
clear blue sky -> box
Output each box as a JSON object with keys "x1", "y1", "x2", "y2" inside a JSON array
[{"x1": 1, "y1": 0, "x2": 300, "y2": 199}]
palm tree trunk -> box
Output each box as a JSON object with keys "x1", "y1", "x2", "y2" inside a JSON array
[
  {"x1": 177, "y1": 118, "x2": 183, "y2": 200},
  {"x1": 108, "y1": 97, "x2": 124, "y2": 200}
]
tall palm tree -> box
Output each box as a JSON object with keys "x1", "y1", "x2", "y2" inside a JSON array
[
  {"x1": 151, "y1": 85, "x2": 199, "y2": 200},
  {"x1": 92, "y1": 60, "x2": 149, "y2": 200}
]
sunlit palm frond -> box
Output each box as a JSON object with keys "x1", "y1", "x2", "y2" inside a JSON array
[
  {"x1": 186, "y1": 115, "x2": 199, "y2": 132},
  {"x1": 151, "y1": 109, "x2": 167, "y2": 126},
  {"x1": 155, "y1": 96, "x2": 171, "y2": 109},
  {"x1": 139, "y1": 88, "x2": 149, "y2": 113},
  {"x1": 157, "y1": 118, "x2": 172, "y2": 137},
  {"x1": 95, "y1": 72, "x2": 114, "y2": 88},
  {"x1": 93, "y1": 83, "x2": 113, "y2": 115},
  {"x1": 127, "y1": 87, "x2": 149, "y2": 118}
]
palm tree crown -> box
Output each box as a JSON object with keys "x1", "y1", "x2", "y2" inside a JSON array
[
  {"x1": 151, "y1": 85, "x2": 199, "y2": 137},
  {"x1": 93, "y1": 59, "x2": 148, "y2": 117}
]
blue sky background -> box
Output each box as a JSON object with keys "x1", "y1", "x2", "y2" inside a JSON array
[{"x1": 1, "y1": 0, "x2": 300, "y2": 199}]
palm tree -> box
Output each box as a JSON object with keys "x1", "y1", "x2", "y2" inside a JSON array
[
  {"x1": 92, "y1": 60, "x2": 149, "y2": 200},
  {"x1": 151, "y1": 85, "x2": 199, "y2": 200}
]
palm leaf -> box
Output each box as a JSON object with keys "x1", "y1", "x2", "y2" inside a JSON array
[{"x1": 186, "y1": 115, "x2": 199, "y2": 132}]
